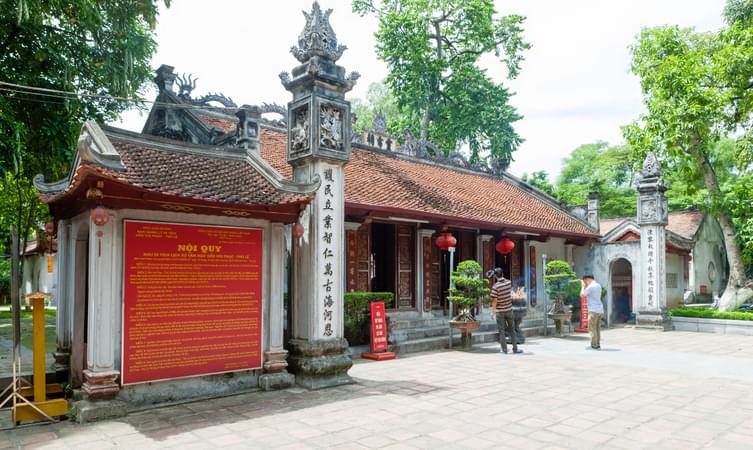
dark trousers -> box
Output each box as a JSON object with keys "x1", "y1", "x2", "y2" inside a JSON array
[{"x1": 495, "y1": 311, "x2": 517, "y2": 352}]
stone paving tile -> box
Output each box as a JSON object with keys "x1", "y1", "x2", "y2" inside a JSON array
[{"x1": 3, "y1": 329, "x2": 753, "y2": 449}]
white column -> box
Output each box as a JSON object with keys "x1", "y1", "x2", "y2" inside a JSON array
[
  {"x1": 263, "y1": 223, "x2": 290, "y2": 374},
  {"x1": 83, "y1": 211, "x2": 120, "y2": 399}
]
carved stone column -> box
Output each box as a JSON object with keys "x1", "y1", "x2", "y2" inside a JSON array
[
  {"x1": 82, "y1": 211, "x2": 120, "y2": 399},
  {"x1": 478, "y1": 234, "x2": 494, "y2": 320},
  {"x1": 259, "y1": 223, "x2": 295, "y2": 391},
  {"x1": 283, "y1": 2, "x2": 359, "y2": 389},
  {"x1": 636, "y1": 152, "x2": 670, "y2": 330}
]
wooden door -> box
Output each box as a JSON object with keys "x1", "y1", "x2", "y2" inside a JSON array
[{"x1": 396, "y1": 224, "x2": 415, "y2": 309}]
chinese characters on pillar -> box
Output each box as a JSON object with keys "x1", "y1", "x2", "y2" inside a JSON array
[
  {"x1": 321, "y1": 167, "x2": 337, "y2": 338},
  {"x1": 647, "y1": 228, "x2": 655, "y2": 307}
]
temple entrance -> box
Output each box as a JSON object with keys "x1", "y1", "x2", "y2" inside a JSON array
[
  {"x1": 70, "y1": 224, "x2": 89, "y2": 387},
  {"x1": 610, "y1": 258, "x2": 633, "y2": 324},
  {"x1": 370, "y1": 222, "x2": 396, "y2": 296}
]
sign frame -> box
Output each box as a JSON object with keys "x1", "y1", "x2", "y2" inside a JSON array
[{"x1": 120, "y1": 219, "x2": 265, "y2": 386}]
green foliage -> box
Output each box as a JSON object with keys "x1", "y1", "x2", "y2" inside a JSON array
[
  {"x1": 669, "y1": 307, "x2": 753, "y2": 321},
  {"x1": 0, "y1": 170, "x2": 49, "y2": 258},
  {"x1": 623, "y1": 2, "x2": 753, "y2": 282},
  {"x1": 350, "y1": 82, "x2": 403, "y2": 136},
  {"x1": 353, "y1": 0, "x2": 529, "y2": 162},
  {"x1": 520, "y1": 171, "x2": 555, "y2": 197},
  {"x1": 343, "y1": 292, "x2": 394, "y2": 346},
  {"x1": 447, "y1": 260, "x2": 490, "y2": 310},
  {"x1": 555, "y1": 142, "x2": 638, "y2": 218},
  {"x1": 0, "y1": 258, "x2": 9, "y2": 301},
  {"x1": 544, "y1": 260, "x2": 578, "y2": 301}
]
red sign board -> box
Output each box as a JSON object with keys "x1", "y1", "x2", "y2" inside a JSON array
[
  {"x1": 369, "y1": 302, "x2": 388, "y2": 353},
  {"x1": 576, "y1": 294, "x2": 589, "y2": 333},
  {"x1": 122, "y1": 221, "x2": 263, "y2": 384}
]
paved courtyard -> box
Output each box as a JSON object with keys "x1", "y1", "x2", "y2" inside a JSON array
[{"x1": 3, "y1": 328, "x2": 753, "y2": 449}]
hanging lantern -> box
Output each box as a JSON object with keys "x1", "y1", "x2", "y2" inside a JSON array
[
  {"x1": 435, "y1": 231, "x2": 457, "y2": 251},
  {"x1": 292, "y1": 223, "x2": 305, "y2": 239},
  {"x1": 496, "y1": 238, "x2": 515, "y2": 254},
  {"x1": 91, "y1": 206, "x2": 110, "y2": 226}
]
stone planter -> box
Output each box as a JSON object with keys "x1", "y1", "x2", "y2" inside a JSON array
[
  {"x1": 547, "y1": 308, "x2": 571, "y2": 337},
  {"x1": 671, "y1": 316, "x2": 753, "y2": 336},
  {"x1": 449, "y1": 320, "x2": 481, "y2": 350}
]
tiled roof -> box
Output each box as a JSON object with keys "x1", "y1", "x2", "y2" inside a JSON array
[
  {"x1": 42, "y1": 127, "x2": 309, "y2": 209},
  {"x1": 259, "y1": 128, "x2": 596, "y2": 237},
  {"x1": 599, "y1": 210, "x2": 705, "y2": 240}
]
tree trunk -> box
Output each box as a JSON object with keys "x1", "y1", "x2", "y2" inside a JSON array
[{"x1": 696, "y1": 151, "x2": 753, "y2": 310}]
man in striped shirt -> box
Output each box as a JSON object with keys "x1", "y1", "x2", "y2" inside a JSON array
[{"x1": 490, "y1": 268, "x2": 521, "y2": 354}]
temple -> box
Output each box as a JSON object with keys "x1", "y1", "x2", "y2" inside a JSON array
[{"x1": 33, "y1": 1, "x2": 729, "y2": 420}]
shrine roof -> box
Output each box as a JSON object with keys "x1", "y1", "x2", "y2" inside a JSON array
[
  {"x1": 36, "y1": 122, "x2": 316, "y2": 220},
  {"x1": 258, "y1": 128, "x2": 598, "y2": 238},
  {"x1": 599, "y1": 209, "x2": 705, "y2": 240}
]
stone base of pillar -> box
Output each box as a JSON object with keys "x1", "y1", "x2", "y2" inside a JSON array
[
  {"x1": 287, "y1": 338, "x2": 353, "y2": 390},
  {"x1": 82, "y1": 369, "x2": 120, "y2": 400},
  {"x1": 258, "y1": 372, "x2": 296, "y2": 391},
  {"x1": 635, "y1": 310, "x2": 671, "y2": 331},
  {"x1": 72, "y1": 399, "x2": 127, "y2": 423},
  {"x1": 263, "y1": 350, "x2": 289, "y2": 373}
]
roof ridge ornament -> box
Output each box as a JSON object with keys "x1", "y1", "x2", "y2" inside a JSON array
[
  {"x1": 641, "y1": 151, "x2": 662, "y2": 178},
  {"x1": 291, "y1": 1, "x2": 347, "y2": 63}
]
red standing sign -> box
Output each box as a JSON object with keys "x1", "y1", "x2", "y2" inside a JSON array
[
  {"x1": 122, "y1": 220, "x2": 263, "y2": 384},
  {"x1": 361, "y1": 301, "x2": 395, "y2": 361},
  {"x1": 575, "y1": 294, "x2": 589, "y2": 333}
]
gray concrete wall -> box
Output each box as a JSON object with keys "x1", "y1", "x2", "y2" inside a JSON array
[{"x1": 692, "y1": 216, "x2": 727, "y2": 297}]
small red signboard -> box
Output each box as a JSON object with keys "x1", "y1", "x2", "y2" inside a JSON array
[
  {"x1": 575, "y1": 294, "x2": 589, "y2": 333},
  {"x1": 362, "y1": 301, "x2": 395, "y2": 361}
]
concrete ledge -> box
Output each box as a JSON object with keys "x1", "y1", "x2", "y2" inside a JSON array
[
  {"x1": 72, "y1": 399, "x2": 127, "y2": 423},
  {"x1": 671, "y1": 316, "x2": 753, "y2": 336}
]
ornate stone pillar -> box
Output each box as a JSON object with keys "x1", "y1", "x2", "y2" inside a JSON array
[
  {"x1": 419, "y1": 229, "x2": 436, "y2": 316},
  {"x1": 283, "y1": 2, "x2": 359, "y2": 389},
  {"x1": 53, "y1": 220, "x2": 71, "y2": 377},
  {"x1": 587, "y1": 191, "x2": 600, "y2": 231},
  {"x1": 636, "y1": 152, "x2": 670, "y2": 329},
  {"x1": 82, "y1": 211, "x2": 120, "y2": 399}
]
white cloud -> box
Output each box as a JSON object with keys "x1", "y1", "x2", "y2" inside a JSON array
[{"x1": 113, "y1": 0, "x2": 727, "y2": 181}]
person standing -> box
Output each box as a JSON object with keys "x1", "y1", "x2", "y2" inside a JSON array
[
  {"x1": 582, "y1": 275, "x2": 604, "y2": 349},
  {"x1": 489, "y1": 268, "x2": 521, "y2": 354}
]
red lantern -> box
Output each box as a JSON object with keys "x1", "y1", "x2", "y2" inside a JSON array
[
  {"x1": 292, "y1": 223, "x2": 305, "y2": 239},
  {"x1": 91, "y1": 206, "x2": 110, "y2": 226},
  {"x1": 435, "y1": 231, "x2": 457, "y2": 251},
  {"x1": 496, "y1": 238, "x2": 515, "y2": 254}
]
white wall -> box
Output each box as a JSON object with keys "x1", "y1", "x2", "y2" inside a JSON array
[
  {"x1": 691, "y1": 216, "x2": 727, "y2": 297},
  {"x1": 665, "y1": 253, "x2": 685, "y2": 308},
  {"x1": 22, "y1": 253, "x2": 58, "y2": 305}
]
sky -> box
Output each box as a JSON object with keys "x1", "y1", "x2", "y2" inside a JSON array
[{"x1": 114, "y1": 0, "x2": 728, "y2": 180}]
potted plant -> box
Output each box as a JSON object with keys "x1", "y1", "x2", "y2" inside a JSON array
[
  {"x1": 544, "y1": 259, "x2": 579, "y2": 337},
  {"x1": 447, "y1": 260, "x2": 491, "y2": 349}
]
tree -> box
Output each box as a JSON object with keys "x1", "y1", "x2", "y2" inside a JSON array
[
  {"x1": 350, "y1": 81, "x2": 403, "y2": 136},
  {"x1": 623, "y1": 0, "x2": 753, "y2": 310},
  {"x1": 0, "y1": 1, "x2": 169, "y2": 294},
  {"x1": 447, "y1": 260, "x2": 490, "y2": 322},
  {"x1": 520, "y1": 171, "x2": 555, "y2": 197},
  {"x1": 353, "y1": 0, "x2": 529, "y2": 163},
  {"x1": 555, "y1": 142, "x2": 638, "y2": 218}
]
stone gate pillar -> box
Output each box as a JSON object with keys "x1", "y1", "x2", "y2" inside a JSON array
[
  {"x1": 283, "y1": 2, "x2": 360, "y2": 389},
  {"x1": 636, "y1": 152, "x2": 670, "y2": 329}
]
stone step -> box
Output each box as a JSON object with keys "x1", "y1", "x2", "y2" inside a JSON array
[{"x1": 388, "y1": 318, "x2": 449, "y2": 330}]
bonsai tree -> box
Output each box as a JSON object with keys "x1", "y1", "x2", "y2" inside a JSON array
[
  {"x1": 544, "y1": 260, "x2": 579, "y2": 314},
  {"x1": 448, "y1": 260, "x2": 491, "y2": 322}
]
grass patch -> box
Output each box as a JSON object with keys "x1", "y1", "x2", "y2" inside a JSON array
[
  {"x1": 0, "y1": 308, "x2": 56, "y2": 319},
  {"x1": 0, "y1": 308, "x2": 58, "y2": 355},
  {"x1": 669, "y1": 307, "x2": 753, "y2": 321}
]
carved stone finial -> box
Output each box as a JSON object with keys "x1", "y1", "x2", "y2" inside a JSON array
[
  {"x1": 373, "y1": 111, "x2": 386, "y2": 133},
  {"x1": 154, "y1": 65, "x2": 177, "y2": 93},
  {"x1": 641, "y1": 151, "x2": 661, "y2": 178},
  {"x1": 291, "y1": 1, "x2": 347, "y2": 63}
]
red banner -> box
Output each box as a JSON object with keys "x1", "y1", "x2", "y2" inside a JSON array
[
  {"x1": 122, "y1": 221, "x2": 263, "y2": 384},
  {"x1": 370, "y1": 302, "x2": 388, "y2": 353},
  {"x1": 576, "y1": 294, "x2": 589, "y2": 333}
]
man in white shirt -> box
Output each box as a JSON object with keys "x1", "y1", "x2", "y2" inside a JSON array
[{"x1": 582, "y1": 275, "x2": 604, "y2": 350}]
